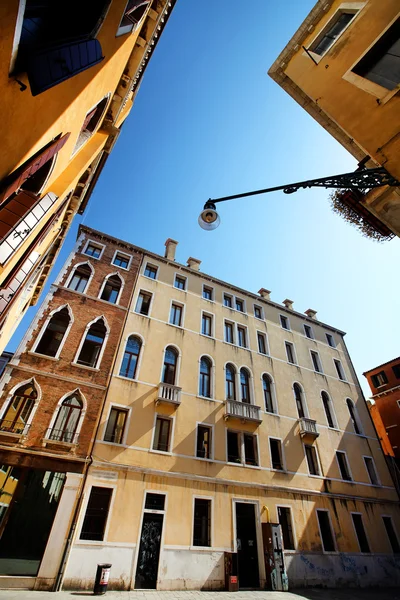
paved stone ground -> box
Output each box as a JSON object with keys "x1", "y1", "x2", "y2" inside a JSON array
[{"x1": 0, "y1": 590, "x2": 399, "y2": 600}]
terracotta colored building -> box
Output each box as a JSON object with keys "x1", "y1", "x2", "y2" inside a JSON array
[{"x1": 0, "y1": 226, "x2": 143, "y2": 590}]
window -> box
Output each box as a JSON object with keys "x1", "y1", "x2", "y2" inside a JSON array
[
  {"x1": 257, "y1": 332, "x2": 267, "y2": 355},
  {"x1": 153, "y1": 416, "x2": 171, "y2": 452},
  {"x1": 393, "y1": 364, "x2": 400, "y2": 379},
  {"x1": 201, "y1": 314, "x2": 213, "y2": 336},
  {"x1": 170, "y1": 303, "x2": 183, "y2": 327},
  {"x1": 112, "y1": 252, "x2": 130, "y2": 269},
  {"x1": 336, "y1": 451, "x2": 352, "y2": 481},
  {"x1": 254, "y1": 305, "x2": 263, "y2": 319},
  {"x1": 145, "y1": 493, "x2": 165, "y2": 511},
  {"x1": 285, "y1": 342, "x2": 296, "y2": 364},
  {"x1": 352, "y1": 514, "x2": 370, "y2": 553},
  {"x1": 144, "y1": 264, "x2": 158, "y2": 279},
  {"x1": 203, "y1": 286, "x2": 213, "y2": 300},
  {"x1": 135, "y1": 291, "x2": 152, "y2": 316},
  {"x1": 305, "y1": 445, "x2": 320, "y2": 476},
  {"x1": 174, "y1": 275, "x2": 186, "y2": 290},
  {"x1": 100, "y1": 274, "x2": 122, "y2": 304},
  {"x1": 224, "y1": 321, "x2": 234, "y2": 344},
  {"x1": 235, "y1": 298, "x2": 244, "y2": 312},
  {"x1": 244, "y1": 433, "x2": 258, "y2": 466},
  {"x1": 237, "y1": 326, "x2": 247, "y2": 348},
  {"x1": 346, "y1": 398, "x2": 362, "y2": 435},
  {"x1": 74, "y1": 97, "x2": 109, "y2": 153},
  {"x1": 310, "y1": 11, "x2": 355, "y2": 56},
  {"x1": 104, "y1": 408, "x2": 127, "y2": 444},
  {"x1": 304, "y1": 324, "x2": 314, "y2": 339},
  {"x1": 49, "y1": 394, "x2": 82, "y2": 443},
  {"x1": 76, "y1": 318, "x2": 107, "y2": 368},
  {"x1": 270, "y1": 438, "x2": 284, "y2": 470},
  {"x1": 321, "y1": 391, "x2": 335, "y2": 428},
  {"x1": 316, "y1": 510, "x2": 336, "y2": 552},
  {"x1": 35, "y1": 306, "x2": 71, "y2": 357},
  {"x1": 225, "y1": 364, "x2": 236, "y2": 400},
  {"x1": 293, "y1": 383, "x2": 305, "y2": 418},
  {"x1": 326, "y1": 333, "x2": 336, "y2": 348},
  {"x1": 118, "y1": 0, "x2": 150, "y2": 36},
  {"x1": 334, "y1": 359, "x2": 346, "y2": 381},
  {"x1": 310, "y1": 350, "x2": 323, "y2": 373},
  {"x1": 0, "y1": 382, "x2": 37, "y2": 434},
  {"x1": 280, "y1": 315, "x2": 290, "y2": 330},
  {"x1": 352, "y1": 17, "x2": 400, "y2": 90},
  {"x1": 120, "y1": 335, "x2": 141, "y2": 379},
  {"x1": 240, "y1": 368, "x2": 250, "y2": 403},
  {"x1": 227, "y1": 431, "x2": 241, "y2": 463},
  {"x1": 80, "y1": 487, "x2": 112, "y2": 541},
  {"x1": 382, "y1": 516, "x2": 400, "y2": 553},
  {"x1": 278, "y1": 507, "x2": 295, "y2": 550},
  {"x1": 223, "y1": 294, "x2": 232, "y2": 308},
  {"x1": 199, "y1": 357, "x2": 212, "y2": 398},
  {"x1": 371, "y1": 371, "x2": 388, "y2": 388},
  {"x1": 193, "y1": 498, "x2": 211, "y2": 547},
  {"x1": 197, "y1": 425, "x2": 212, "y2": 459},
  {"x1": 364, "y1": 457, "x2": 379, "y2": 486},
  {"x1": 162, "y1": 347, "x2": 178, "y2": 385},
  {"x1": 68, "y1": 264, "x2": 91, "y2": 293},
  {"x1": 84, "y1": 242, "x2": 103, "y2": 259},
  {"x1": 263, "y1": 374, "x2": 275, "y2": 413}
]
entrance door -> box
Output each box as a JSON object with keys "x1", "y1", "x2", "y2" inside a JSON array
[
  {"x1": 135, "y1": 513, "x2": 163, "y2": 589},
  {"x1": 235, "y1": 502, "x2": 260, "y2": 588}
]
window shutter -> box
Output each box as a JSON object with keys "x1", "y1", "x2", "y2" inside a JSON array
[
  {"x1": 125, "y1": 0, "x2": 150, "y2": 24},
  {"x1": 0, "y1": 134, "x2": 70, "y2": 204},
  {"x1": 82, "y1": 107, "x2": 98, "y2": 131},
  {"x1": 27, "y1": 39, "x2": 104, "y2": 96}
]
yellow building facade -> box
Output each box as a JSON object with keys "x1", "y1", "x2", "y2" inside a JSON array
[
  {"x1": 64, "y1": 236, "x2": 400, "y2": 590},
  {"x1": 269, "y1": 0, "x2": 400, "y2": 237},
  {"x1": 0, "y1": 0, "x2": 175, "y2": 352}
]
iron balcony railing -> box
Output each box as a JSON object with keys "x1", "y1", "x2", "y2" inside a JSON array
[
  {"x1": 225, "y1": 399, "x2": 262, "y2": 423},
  {"x1": 157, "y1": 383, "x2": 182, "y2": 406},
  {"x1": 0, "y1": 419, "x2": 29, "y2": 436},
  {"x1": 298, "y1": 417, "x2": 319, "y2": 438},
  {"x1": 45, "y1": 428, "x2": 79, "y2": 444}
]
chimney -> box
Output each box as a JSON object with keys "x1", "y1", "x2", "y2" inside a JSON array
[
  {"x1": 164, "y1": 238, "x2": 178, "y2": 261},
  {"x1": 305, "y1": 308, "x2": 318, "y2": 319},
  {"x1": 283, "y1": 299, "x2": 294, "y2": 310},
  {"x1": 258, "y1": 288, "x2": 271, "y2": 301},
  {"x1": 187, "y1": 257, "x2": 201, "y2": 271}
]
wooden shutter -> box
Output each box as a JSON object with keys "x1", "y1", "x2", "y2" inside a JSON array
[
  {"x1": 27, "y1": 39, "x2": 104, "y2": 96},
  {"x1": 125, "y1": 0, "x2": 149, "y2": 23},
  {"x1": 82, "y1": 107, "x2": 98, "y2": 131},
  {"x1": 0, "y1": 134, "x2": 70, "y2": 204}
]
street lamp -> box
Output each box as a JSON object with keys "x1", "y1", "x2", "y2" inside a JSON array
[{"x1": 198, "y1": 159, "x2": 400, "y2": 230}]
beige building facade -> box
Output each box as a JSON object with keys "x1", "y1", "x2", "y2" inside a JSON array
[{"x1": 62, "y1": 237, "x2": 400, "y2": 590}]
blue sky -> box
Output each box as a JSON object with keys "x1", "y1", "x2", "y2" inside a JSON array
[{"x1": 8, "y1": 0, "x2": 399, "y2": 396}]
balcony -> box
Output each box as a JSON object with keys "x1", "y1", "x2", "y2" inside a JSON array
[
  {"x1": 224, "y1": 399, "x2": 262, "y2": 424},
  {"x1": 156, "y1": 383, "x2": 182, "y2": 407},
  {"x1": 43, "y1": 428, "x2": 79, "y2": 450},
  {"x1": 298, "y1": 417, "x2": 319, "y2": 440},
  {"x1": 0, "y1": 419, "x2": 29, "y2": 442}
]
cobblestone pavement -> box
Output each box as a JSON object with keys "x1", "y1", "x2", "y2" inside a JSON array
[{"x1": 0, "y1": 589, "x2": 399, "y2": 600}]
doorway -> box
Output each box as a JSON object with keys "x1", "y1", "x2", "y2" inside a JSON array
[
  {"x1": 235, "y1": 502, "x2": 260, "y2": 588},
  {"x1": 135, "y1": 512, "x2": 164, "y2": 589}
]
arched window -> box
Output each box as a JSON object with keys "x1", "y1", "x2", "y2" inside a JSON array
[
  {"x1": 35, "y1": 306, "x2": 71, "y2": 357},
  {"x1": 293, "y1": 383, "x2": 305, "y2": 418},
  {"x1": 346, "y1": 398, "x2": 362, "y2": 435},
  {"x1": 77, "y1": 318, "x2": 107, "y2": 368},
  {"x1": 49, "y1": 394, "x2": 82, "y2": 443},
  {"x1": 120, "y1": 336, "x2": 141, "y2": 379},
  {"x1": 162, "y1": 347, "x2": 178, "y2": 385},
  {"x1": 100, "y1": 274, "x2": 122, "y2": 304},
  {"x1": 74, "y1": 95, "x2": 110, "y2": 153},
  {"x1": 321, "y1": 391, "x2": 335, "y2": 428},
  {"x1": 0, "y1": 382, "x2": 37, "y2": 434},
  {"x1": 263, "y1": 375, "x2": 275, "y2": 413},
  {"x1": 199, "y1": 357, "x2": 212, "y2": 398},
  {"x1": 240, "y1": 368, "x2": 250, "y2": 404},
  {"x1": 68, "y1": 263, "x2": 92, "y2": 293},
  {"x1": 226, "y1": 364, "x2": 236, "y2": 400}
]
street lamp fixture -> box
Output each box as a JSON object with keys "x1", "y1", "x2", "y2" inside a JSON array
[{"x1": 198, "y1": 159, "x2": 400, "y2": 230}]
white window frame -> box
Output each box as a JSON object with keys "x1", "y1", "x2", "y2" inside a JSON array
[
  {"x1": 133, "y1": 288, "x2": 154, "y2": 317},
  {"x1": 198, "y1": 354, "x2": 215, "y2": 400},
  {"x1": 151, "y1": 412, "x2": 175, "y2": 455},
  {"x1": 316, "y1": 508, "x2": 337, "y2": 553},
  {"x1": 191, "y1": 495, "x2": 214, "y2": 549},
  {"x1": 276, "y1": 505, "x2": 297, "y2": 551},
  {"x1": 253, "y1": 304, "x2": 264, "y2": 320},
  {"x1": 173, "y1": 272, "x2": 187, "y2": 291},
  {"x1": 236, "y1": 324, "x2": 249, "y2": 349},
  {"x1": 336, "y1": 449, "x2": 353, "y2": 481},
  {"x1": 303, "y1": 324, "x2": 314, "y2": 339},
  {"x1": 102, "y1": 402, "x2": 131, "y2": 446},
  {"x1": 310, "y1": 349, "x2": 323, "y2": 373},
  {"x1": 82, "y1": 239, "x2": 105, "y2": 260},
  {"x1": 235, "y1": 296, "x2": 246, "y2": 313},
  {"x1": 65, "y1": 261, "x2": 95, "y2": 295},
  {"x1": 169, "y1": 299, "x2": 185, "y2": 329},
  {"x1": 333, "y1": 358, "x2": 347, "y2": 381},
  {"x1": 200, "y1": 310, "x2": 214, "y2": 338},
  {"x1": 202, "y1": 284, "x2": 215, "y2": 302},
  {"x1": 72, "y1": 315, "x2": 110, "y2": 371},
  {"x1": 261, "y1": 372, "x2": 278, "y2": 415},
  {"x1": 280, "y1": 314, "x2": 291, "y2": 331},
  {"x1": 257, "y1": 330, "x2": 269, "y2": 356},
  {"x1": 77, "y1": 483, "x2": 117, "y2": 545},
  {"x1": 111, "y1": 249, "x2": 132, "y2": 270},
  {"x1": 381, "y1": 514, "x2": 400, "y2": 553},
  {"x1": 223, "y1": 319, "x2": 235, "y2": 345},
  {"x1": 195, "y1": 422, "x2": 214, "y2": 461},
  {"x1": 46, "y1": 388, "x2": 87, "y2": 442},
  {"x1": 98, "y1": 272, "x2": 124, "y2": 305},
  {"x1": 226, "y1": 429, "x2": 259, "y2": 467},
  {"x1": 326, "y1": 333, "x2": 336, "y2": 348},
  {"x1": 363, "y1": 455, "x2": 381, "y2": 486},
  {"x1": 350, "y1": 511, "x2": 371, "y2": 554},
  {"x1": 303, "y1": 443, "x2": 322, "y2": 477},
  {"x1": 116, "y1": 0, "x2": 150, "y2": 37},
  {"x1": 268, "y1": 436, "x2": 286, "y2": 472},
  {"x1": 346, "y1": 397, "x2": 364, "y2": 435},
  {"x1": 223, "y1": 293, "x2": 233, "y2": 308},
  {"x1": 321, "y1": 390, "x2": 339, "y2": 429},
  {"x1": 292, "y1": 381, "x2": 310, "y2": 418},
  {"x1": 0, "y1": 377, "x2": 42, "y2": 436},
  {"x1": 285, "y1": 340, "x2": 297, "y2": 365},
  {"x1": 31, "y1": 303, "x2": 74, "y2": 360},
  {"x1": 159, "y1": 344, "x2": 181, "y2": 387},
  {"x1": 117, "y1": 332, "x2": 144, "y2": 382},
  {"x1": 143, "y1": 262, "x2": 159, "y2": 280}
]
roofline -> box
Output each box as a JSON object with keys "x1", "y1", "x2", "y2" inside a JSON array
[
  {"x1": 363, "y1": 357, "x2": 400, "y2": 376},
  {"x1": 77, "y1": 225, "x2": 346, "y2": 336}
]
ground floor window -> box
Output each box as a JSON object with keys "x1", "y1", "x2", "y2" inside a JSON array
[
  {"x1": 277, "y1": 506, "x2": 295, "y2": 550},
  {"x1": 80, "y1": 486, "x2": 112, "y2": 541},
  {"x1": 193, "y1": 498, "x2": 211, "y2": 547}
]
